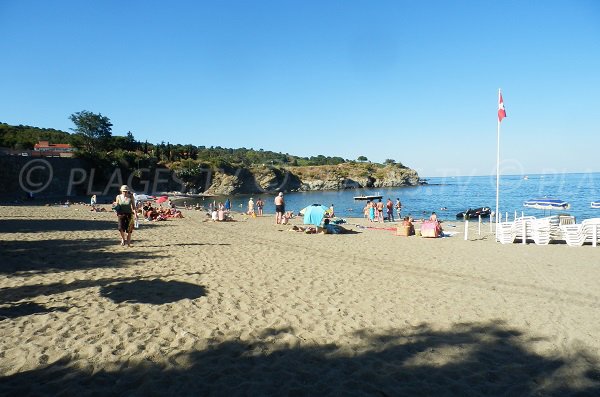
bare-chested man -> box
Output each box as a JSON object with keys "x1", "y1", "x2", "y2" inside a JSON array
[{"x1": 274, "y1": 192, "x2": 285, "y2": 224}]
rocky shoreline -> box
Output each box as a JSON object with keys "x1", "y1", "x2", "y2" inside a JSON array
[
  {"x1": 0, "y1": 156, "x2": 420, "y2": 199},
  {"x1": 202, "y1": 164, "x2": 421, "y2": 195}
]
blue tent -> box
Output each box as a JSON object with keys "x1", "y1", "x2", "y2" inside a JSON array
[{"x1": 302, "y1": 204, "x2": 328, "y2": 226}]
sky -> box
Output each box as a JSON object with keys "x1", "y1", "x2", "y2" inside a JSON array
[{"x1": 1, "y1": 0, "x2": 599, "y2": 177}]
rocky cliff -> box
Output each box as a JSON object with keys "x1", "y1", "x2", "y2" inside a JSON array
[
  {"x1": 0, "y1": 156, "x2": 420, "y2": 199},
  {"x1": 204, "y1": 163, "x2": 420, "y2": 195}
]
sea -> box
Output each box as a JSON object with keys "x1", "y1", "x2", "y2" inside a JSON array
[{"x1": 176, "y1": 172, "x2": 600, "y2": 223}]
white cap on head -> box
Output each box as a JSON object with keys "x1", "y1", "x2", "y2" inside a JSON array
[{"x1": 278, "y1": 192, "x2": 283, "y2": 196}]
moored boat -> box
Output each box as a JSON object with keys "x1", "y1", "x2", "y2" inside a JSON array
[
  {"x1": 456, "y1": 207, "x2": 492, "y2": 219},
  {"x1": 353, "y1": 193, "x2": 383, "y2": 200}
]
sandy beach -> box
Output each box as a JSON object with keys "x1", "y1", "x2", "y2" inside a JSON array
[{"x1": 1, "y1": 204, "x2": 599, "y2": 396}]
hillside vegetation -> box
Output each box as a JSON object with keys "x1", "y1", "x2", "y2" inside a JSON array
[{"x1": 1, "y1": 114, "x2": 420, "y2": 195}]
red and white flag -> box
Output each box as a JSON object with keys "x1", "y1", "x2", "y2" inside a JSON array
[{"x1": 498, "y1": 92, "x2": 507, "y2": 122}]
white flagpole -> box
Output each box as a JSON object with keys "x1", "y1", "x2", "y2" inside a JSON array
[{"x1": 495, "y1": 89, "x2": 502, "y2": 239}]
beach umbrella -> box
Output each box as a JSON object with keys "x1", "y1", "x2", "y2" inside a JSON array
[
  {"x1": 155, "y1": 196, "x2": 169, "y2": 204},
  {"x1": 592, "y1": 201, "x2": 600, "y2": 209},
  {"x1": 523, "y1": 198, "x2": 570, "y2": 211},
  {"x1": 302, "y1": 204, "x2": 328, "y2": 226}
]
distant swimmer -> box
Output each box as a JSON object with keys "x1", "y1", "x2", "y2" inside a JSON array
[{"x1": 440, "y1": 207, "x2": 448, "y2": 211}]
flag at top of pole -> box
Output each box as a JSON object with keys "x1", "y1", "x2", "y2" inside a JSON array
[{"x1": 498, "y1": 91, "x2": 507, "y2": 122}]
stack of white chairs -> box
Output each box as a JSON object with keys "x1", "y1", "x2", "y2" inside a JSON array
[
  {"x1": 529, "y1": 218, "x2": 552, "y2": 245},
  {"x1": 560, "y1": 218, "x2": 600, "y2": 247},
  {"x1": 544, "y1": 215, "x2": 575, "y2": 242},
  {"x1": 496, "y1": 222, "x2": 517, "y2": 244},
  {"x1": 496, "y1": 216, "x2": 537, "y2": 244},
  {"x1": 513, "y1": 216, "x2": 536, "y2": 244}
]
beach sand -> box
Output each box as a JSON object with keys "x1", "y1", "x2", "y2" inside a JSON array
[{"x1": 1, "y1": 204, "x2": 599, "y2": 396}]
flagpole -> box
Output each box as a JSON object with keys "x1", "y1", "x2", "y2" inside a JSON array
[{"x1": 495, "y1": 88, "x2": 502, "y2": 239}]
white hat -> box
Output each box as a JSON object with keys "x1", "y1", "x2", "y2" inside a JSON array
[
  {"x1": 278, "y1": 192, "x2": 283, "y2": 196},
  {"x1": 120, "y1": 185, "x2": 130, "y2": 192}
]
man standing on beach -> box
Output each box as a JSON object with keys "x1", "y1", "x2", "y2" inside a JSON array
[
  {"x1": 395, "y1": 198, "x2": 402, "y2": 219},
  {"x1": 274, "y1": 192, "x2": 285, "y2": 224},
  {"x1": 386, "y1": 198, "x2": 394, "y2": 222}
]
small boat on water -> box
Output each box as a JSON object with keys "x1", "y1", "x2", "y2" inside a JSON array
[
  {"x1": 523, "y1": 198, "x2": 570, "y2": 211},
  {"x1": 592, "y1": 201, "x2": 600, "y2": 209},
  {"x1": 354, "y1": 194, "x2": 383, "y2": 201},
  {"x1": 456, "y1": 207, "x2": 492, "y2": 219}
]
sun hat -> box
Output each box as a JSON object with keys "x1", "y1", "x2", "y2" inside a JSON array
[{"x1": 120, "y1": 185, "x2": 130, "y2": 192}]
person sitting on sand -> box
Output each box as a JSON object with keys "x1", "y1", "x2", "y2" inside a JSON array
[
  {"x1": 402, "y1": 216, "x2": 415, "y2": 236},
  {"x1": 322, "y1": 218, "x2": 351, "y2": 234},
  {"x1": 430, "y1": 211, "x2": 438, "y2": 222}
]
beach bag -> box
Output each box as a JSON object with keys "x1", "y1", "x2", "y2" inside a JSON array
[
  {"x1": 112, "y1": 203, "x2": 121, "y2": 213},
  {"x1": 396, "y1": 225, "x2": 414, "y2": 236}
]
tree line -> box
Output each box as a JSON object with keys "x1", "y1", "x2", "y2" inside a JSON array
[{"x1": 1, "y1": 111, "x2": 405, "y2": 170}]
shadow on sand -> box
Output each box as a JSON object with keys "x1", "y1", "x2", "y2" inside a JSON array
[
  {"x1": 0, "y1": 238, "x2": 166, "y2": 275},
  {"x1": 0, "y1": 218, "x2": 119, "y2": 233},
  {"x1": 100, "y1": 279, "x2": 206, "y2": 304},
  {"x1": 0, "y1": 302, "x2": 68, "y2": 319},
  {"x1": 1, "y1": 321, "x2": 598, "y2": 396}
]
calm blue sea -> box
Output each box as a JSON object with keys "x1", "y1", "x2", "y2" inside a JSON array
[{"x1": 179, "y1": 172, "x2": 600, "y2": 222}]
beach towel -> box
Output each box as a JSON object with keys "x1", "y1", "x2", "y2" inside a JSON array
[{"x1": 420, "y1": 220, "x2": 442, "y2": 238}]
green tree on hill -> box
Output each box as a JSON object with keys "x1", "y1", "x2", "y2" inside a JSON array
[{"x1": 69, "y1": 110, "x2": 113, "y2": 154}]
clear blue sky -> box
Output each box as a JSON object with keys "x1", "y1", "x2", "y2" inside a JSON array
[{"x1": 1, "y1": 0, "x2": 599, "y2": 176}]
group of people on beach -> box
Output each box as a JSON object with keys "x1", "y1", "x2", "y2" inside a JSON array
[
  {"x1": 109, "y1": 186, "x2": 442, "y2": 245},
  {"x1": 364, "y1": 198, "x2": 402, "y2": 223},
  {"x1": 246, "y1": 197, "x2": 265, "y2": 216},
  {"x1": 246, "y1": 192, "x2": 287, "y2": 225}
]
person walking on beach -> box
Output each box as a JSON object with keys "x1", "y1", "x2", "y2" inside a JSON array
[
  {"x1": 224, "y1": 198, "x2": 231, "y2": 213},
  {"x1": 386, "y1": 198, "x2": 394, "y2": 222},
  {"x1": 113, "y1": 185, "x2": 138, "y2": 247},
  {"x1": 274, "y1": 192, "x2": 285, "y2": 224},
  {"x1": 395, "y1": 198, "x2": 402, "y2": 219}
]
